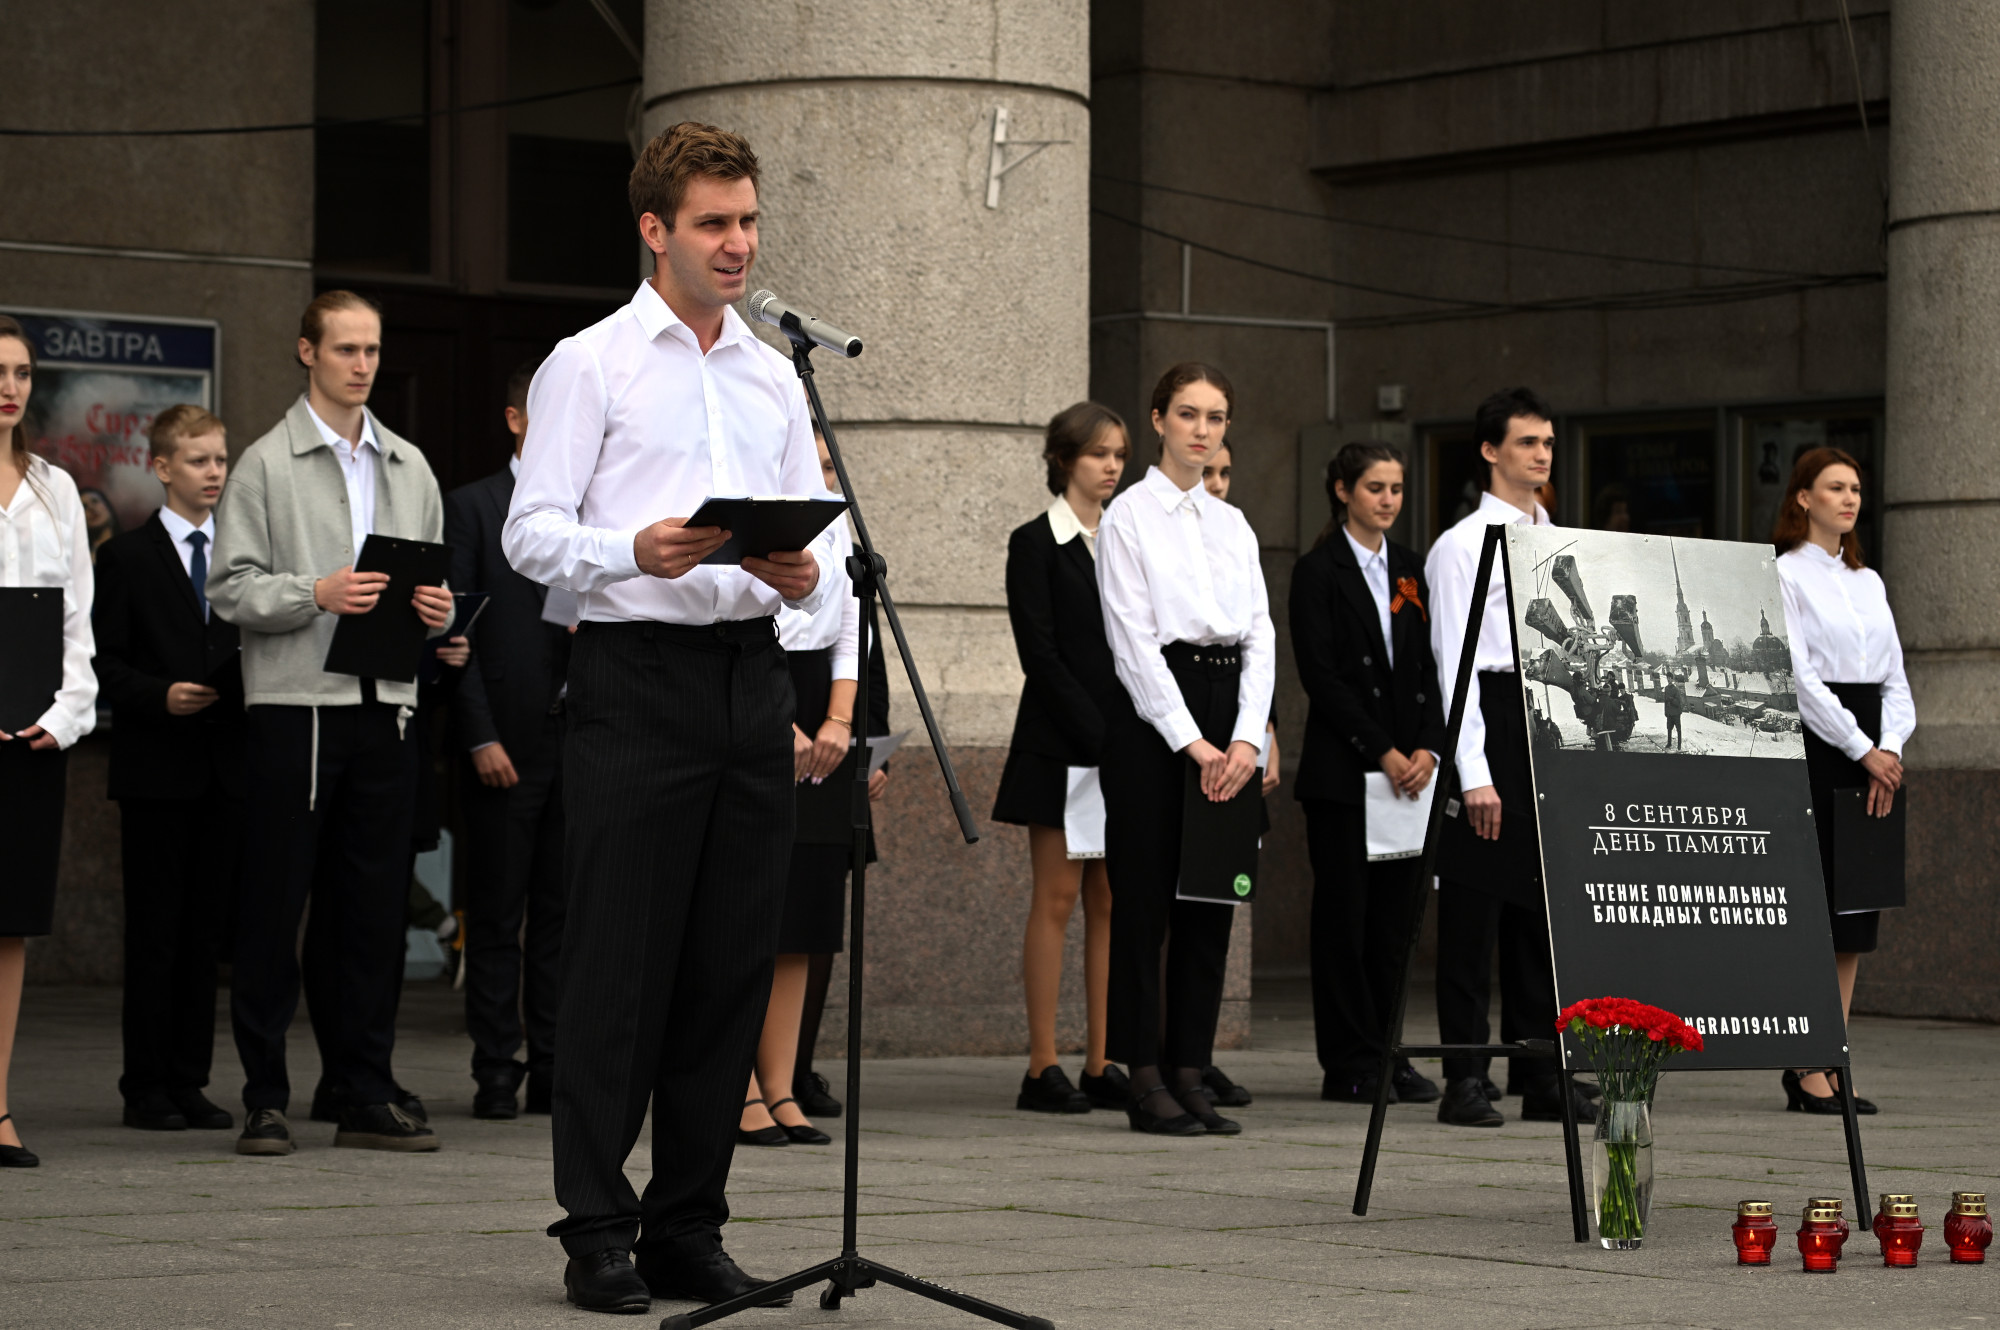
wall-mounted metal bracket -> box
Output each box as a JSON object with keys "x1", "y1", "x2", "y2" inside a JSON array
[{"x1": 985, "y1": 107, "x2": 1070, "y2": 209}]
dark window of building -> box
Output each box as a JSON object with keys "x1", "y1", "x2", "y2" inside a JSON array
[
  {"x1": 506, "y1": 0, "x2": 641, "y2": 289},
  {"x1": 1577, "y1": 417, "x2": 1718, "y2": 539},
  {"x1": 315, "y1": 1, "x2": 431, "y2": 275},
  {"x1": 1738, "y1": 407, "x2": 1883, "y2": 564}
]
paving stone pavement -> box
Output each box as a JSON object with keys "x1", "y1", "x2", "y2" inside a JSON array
[{"x1": 1, "y1": 979, "x2": 1995, "y2": 1329}]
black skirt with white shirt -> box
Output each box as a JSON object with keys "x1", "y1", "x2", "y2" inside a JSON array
[{"x1": 1802, "y1": 682, "x2": 1884, "y2": 954}]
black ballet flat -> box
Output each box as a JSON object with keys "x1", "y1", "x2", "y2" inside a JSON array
[
  {"x1": 1125, "y1": 1090, "x2": 1204, "y2": 1137},
  {"x1": 0, "y1": 1114, "x2": 38, "y2": 1168},
  {"x1": 737, "y1": 1098, "x2": 790, "y2": 1147},
  {"x1": 1176, "y1": 1087, "x2": 1241, "y2": 1136},
  {"x1": 765, "y1": 1097, "x2": 831, "y2": 1145}
]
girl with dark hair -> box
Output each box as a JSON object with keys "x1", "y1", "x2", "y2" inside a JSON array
[
  {"x1": 1773, "y1": 446, "x2": 1907, "y2": 1116},
  {"x1": 1096, "y1": 363, "x2": 1274, "y2": 1136},
  {"x1": 995, "y1": 401, "x2": 1133, "y2": 1112},
  {"x1": 1289, "y1": 443, "x2": 1448, "y2": 1106},
  {"x1": 0, "y1": 314, "x2": 100, "y2": 1168}
]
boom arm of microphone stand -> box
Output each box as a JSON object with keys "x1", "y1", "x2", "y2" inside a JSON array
[{"x1": 784, "y1": 337, "x2": 982, "y2": 846}]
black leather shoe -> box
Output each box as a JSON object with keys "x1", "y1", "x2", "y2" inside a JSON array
[
  {"x1": 473, "y1": 1085, "x2": 519, "y2": 1120},
  {"x1": 1438, "y1": 1077, "x2": 1505, "y2": 1128},
  {"x1": 169, "y1": 1089, "x2": 234, "y2": 1130},
  {"x1": 1126, "y1": 1088, "x2": 1205, "y2": 1136},
  {"x1": 1175, "y1": 1086, "x2": 1241, "y2": 1135},
  {"x1": 793, "y1": 1070, "x2": 842, "y2": 1118},
  {"x1": 1201, "y1": 1065, "x2": 1253, "y2": 1107},
  {"x1": 1520, "y1": 1080, "x2": 1599, "y2": 1125},
  {"x1": 334, "y1": 1101, "x2": 440, "y2": 1151},
  {"x1": 737, "y1": 1098, "x2": 789, "y2": 1147},
  {"x1": 1824, "y1": 1069, "x2": 1878, "y2": 1115},
  {"x1": 1320, "y1": 1072, "x2": 1385, "y2": 1104},
  {"x1": 523, "y1": 1072, "x2": 552, "y2": 1115},
  {"x1": 1783, "y1": 1069, "x2": 1876, "y2": 1115},
  {"x1": 1078, "y1": 1063, "x2": 1130, "y2": 1109},
  {"x1": 0, "y1": 1114, "x2": 39, "y2": 1168},
  {"x1": 396, "y1": 1088, "x2": 429, "y2": 1123},
  {"x1": 1391, "y1": 1064, "x2": 1442, "y2": 1104},
  {"x1": 639, "y1": 1248, "x2": 792, "y2": 1307},
  {"x1": 1482, "y1": 1076, "x2": 1503, "y2": 1101},
  {"x1": 236, "y1": 1107, "x2": 295, "y2": 1156},
  {"x1": 564, "y1": 1249, "x2": 652, "y2": 1314},
  {"x1": 1016, "y1": 1065, "x2": 1089, "y2": 1113},
  {"x1": 123, "y1": 1090, "x2": 188, "y2": 1131},
  {"x1": 766, "y1": 1097, "x2": 831, "y2": 1145}
]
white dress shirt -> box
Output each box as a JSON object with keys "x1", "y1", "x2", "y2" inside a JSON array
[
  {"x1": 304, "y1": 398, "x2": 378, "y2": 557},
  {"x1": 0, "y1": 459, "x2": 96, "y2": 748},
  {"x1": 1096, "y1": 466, "x2": 1275, "y2": 752},
  {"x1": 503, "y1": 283, "x2": 831, "y2": 622},
  {"x1": 1046, "y1": 494, "x2": 1097, "y2": 559},
  {"x1": 1425, "y1": 490, "x2": 1552, "y2": 791},
  {"x1": 1344, "y1": 524, "x2": 1394, "y2": 666},
  {"x1": 156, "y1": 504, "x2": 217, "y2": 584},
  {"x1": 1776, "y1": 542, "x2": 1915, "y2": 761},
  {"x1": 777, "y1": 518, "x2": 860, "y2": 682}
]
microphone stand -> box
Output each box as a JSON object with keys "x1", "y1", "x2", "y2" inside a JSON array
[{"x1": 661, "y1": 334, "x2": 1049, "y2": 1330}]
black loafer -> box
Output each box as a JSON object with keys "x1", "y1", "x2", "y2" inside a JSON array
[
  {"x1": 1201, "y1": 1065, "x2": 1253, "y2": 1107},
  {"x1": 1016, "y1": 1065, "x2": 1089, "y2": 1113},
  {"x1": 334, "y1": 1101, "x2": 440, "y2": 1151},
  {"x1": 1438, "y1": 1077, "x2": 1504, "y2": 1128},
  {"x1": 793, "y1": 1070, "x2": 842, "y2": 1118},
  {"x1": 1519, "y1": 1081, "x2": 1599, "y2": 1125},
  {"x1": 1320, "y1": 1073, "x2": 1384, "y2": 1104},
  {"x1": 1078, "y1": 1063, "x2": 1130, "y2": 1109},
  {"x1": 1391, "y1": 1064, "x2": 1442, "y2": 1104},
  {"x1": 236, "y1": 1107, "x2": 296, "y2": 1156},
  {"x1": 169, "y1": 1089, "x2": 234, "y2": 1130},
  {"x1": 639, "y1": 1248, "x2": 792, "y2": 1307},
  {"x1": 565, "y1": 1249, "x2": 652, "y2": 1314},
  {"x1": 473, "y1": 1085, "x2": 519, "y2": 1120},
  {"x1": 123, "y1": 1090, "x2": 188, "y2": 1131}
]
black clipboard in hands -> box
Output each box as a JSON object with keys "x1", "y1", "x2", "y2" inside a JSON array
[
  {"x1": 0, "y1": 587, "x2": 63, "y2": 732},
  {"x1": 323, "y1": 534, "x2": 451, "y2": 683},
  {"x1": 684, "y1": 495, "x2": 848, "y2": 566},
  {"x1": 1175, "y1": 758, "x2": 1263, "y2": 904}
]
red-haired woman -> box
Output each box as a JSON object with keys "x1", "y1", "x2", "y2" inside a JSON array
[{"x1": 1774, "y1": 446, "x2": 1909, "y2": 1116}]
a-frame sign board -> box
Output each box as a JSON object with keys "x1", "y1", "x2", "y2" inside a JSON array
[{"x1": 1351, "y1": 523, "x2": 1869, "y2": 1242}]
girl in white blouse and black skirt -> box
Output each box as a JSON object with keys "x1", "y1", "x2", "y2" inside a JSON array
[
  {"x1": 1775, "y1": 446, "x2": 1908, "y2": 1117},
  {"x1": 1097, "y1": 363, "x2": 1275, "y2": 1136}
]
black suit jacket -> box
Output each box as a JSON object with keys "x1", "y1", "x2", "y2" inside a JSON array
[
  {"x1": 91, "y1": 513, "x2": 245, "y2": 801},
  {"x1": 1002, "y1": 511, "x2": 1132, "y2": 767},
  {"x1": 1288, "y1": 531, "x2": 1446, "y2": 805},
  {"x1": 445, "y1": 467, "x2": 570, "y2": 764}
]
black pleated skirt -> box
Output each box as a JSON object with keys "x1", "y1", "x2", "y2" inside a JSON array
[
  {"x1": 0, "y1": 742, "x2": 67, "y2": 937},
  {"x1": 991, "y1": 748, "x2": 1070, "y2": 828},
  {"x1": 781, "y1": 648, "x2": 850, "y2": 954},
  {"x1": 1803, "y1": 682, "x2": 1887, "y2": 954}
]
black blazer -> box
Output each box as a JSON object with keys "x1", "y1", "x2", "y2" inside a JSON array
[
  {"x1": 1002, "y1": 510, "x2": 1131, "y2": 766},
  {"x1": 90, "y1": 513, "x2": 245, "y2": 801},
  {"x1": 445, "y1": 467, "x2": 571, "y2": 764},
  {"x1": 1288, "y1": 531, "x2": 1446, "y2": 805}
]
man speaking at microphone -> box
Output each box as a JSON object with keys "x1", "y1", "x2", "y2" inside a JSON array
[{"x1": 504, "y1": 121, "x2": 833, "y2": 1314}]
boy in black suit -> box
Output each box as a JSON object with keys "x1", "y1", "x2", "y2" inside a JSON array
[
  {"x1": 92, "y1": 404, "x2": 245, "y2": 1131},
  {"x1": 447, "y1": 359, "x2": 571, "y2": 1120}
]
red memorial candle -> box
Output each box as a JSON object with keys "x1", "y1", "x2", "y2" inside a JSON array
[
  {"x1": 1798, "y1": 1204, "x2": 1846, "y2": 1272},
  {"x1": 1733, "y1": 1200, "x2": 1778, "y2": 1264},
  {"x1": 1946, "y1": 1192, "x2": 1991, "y2": 1265},
  {"x1": 1871, "y1": 1193, "x2": 1913, "y2": 1248},
  {"x1": 1873, "y1": 1200, "x2": 1924, "y2": 1267}
]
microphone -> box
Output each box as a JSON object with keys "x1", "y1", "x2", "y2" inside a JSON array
[{"x1": 746, "y1": 290, "x2": 864, "y2": 358}]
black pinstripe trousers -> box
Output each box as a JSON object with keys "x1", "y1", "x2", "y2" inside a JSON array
[{"x1": 548, "y1": 618, "x2": 793, "y2": 1259}]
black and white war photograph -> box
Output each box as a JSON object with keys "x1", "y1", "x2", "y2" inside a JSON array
[{"x1": 1506, "y1": 526, "x2": 1804, "y2": 760}]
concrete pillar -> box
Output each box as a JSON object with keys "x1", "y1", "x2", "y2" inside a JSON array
[
  {"x1": 647, "y1": 3, "x2": 1094, "y2": 1053},
  {"x1": 1875, "y1": 0, "x2": 2000, "y2": 1020}
]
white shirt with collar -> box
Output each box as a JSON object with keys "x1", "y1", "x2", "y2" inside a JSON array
[
  {"x1": 503, "y1": 282, "x2": 832, "y2": 622},
  {"x1": 1425, "y1": 490, "x2": 1552, "y2": 791},
  {"x1": 1776, "y1": 542, "x2": 1915, "y2": 761},
  {"x1": 156, "y1": 504, "x2": 217, "y2": 588},
  {"x1": 1343, "y1": 524, "x2": 1394, "y2": 667},
  {"x1": 304, "y1": 398, "x2": 378, "y2": 558},
  {"x1": 1046, "y1": 494, "x2": 1097, "y2": 558},
  {"x1": 777, "y1": 518, "x2": 860, "y2": 681},
  {"x1": 1096, "y1": 466, "x2": 1275, "y2": 753}
]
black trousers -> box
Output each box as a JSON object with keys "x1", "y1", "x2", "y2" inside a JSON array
[
  {"x1": 550, "y1": 619, "x2": 793, "y2": 1259},
  {"x1": 1304, "y1": 799, "x2": 1417, "y2": 1079},
  {"x1": 1102, "y1": 645, "x2": 1239, "y2": 1071},
  {"x1": 119, "y1": 795, "x2": 238, "y2": 1100},
  {"x1": 462, "y1": 709, "x2": 567, "y2": 1081},
  {"x1": 1434, "y1": 878, "x2": 1558, "y2": 1085},
  {"x1": 231, "y1": 701, "x2": 416, "y2": 1112}
]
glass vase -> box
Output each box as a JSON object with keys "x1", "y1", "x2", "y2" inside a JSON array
[{"x1": 1591, "y1": 1098, "x2": 1654, "y2": 1250}]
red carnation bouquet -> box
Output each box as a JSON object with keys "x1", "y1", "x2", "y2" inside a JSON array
[{"x1": 1556, "y1": 997, "x2": 1703, "y2": 1100}]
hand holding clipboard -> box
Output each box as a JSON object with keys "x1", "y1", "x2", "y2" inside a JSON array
[{"x1": 632, "y1": 496, "x2": 847, "y2": 600}]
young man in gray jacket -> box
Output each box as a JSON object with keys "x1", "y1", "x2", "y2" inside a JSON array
[{"x1": 208, "y1": 291, "x2": 451, "y2": 1156}]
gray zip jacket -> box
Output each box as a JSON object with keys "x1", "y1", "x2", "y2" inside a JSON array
[{"x1": 208, "y1": 396, "x2": 445, "y2": 710}]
